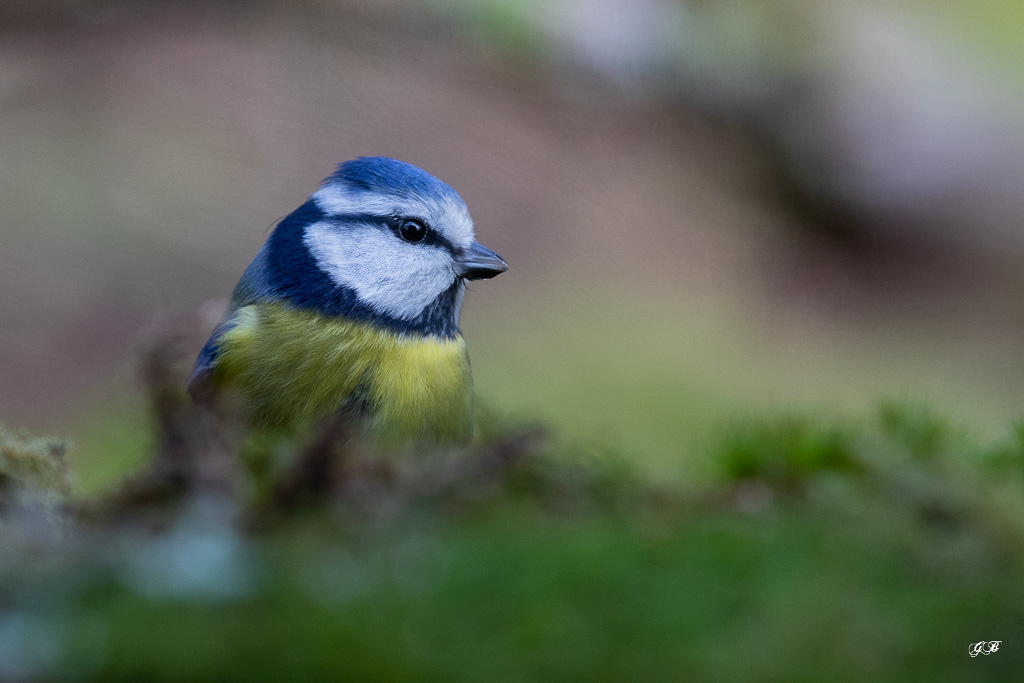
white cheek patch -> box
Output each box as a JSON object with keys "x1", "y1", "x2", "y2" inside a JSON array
[
  {"x1": 313, "y1": 184, "x2": 477, "y2": 249},
  {"x1": 304, "y1": 221, "x2": 457, "y2": 321}
]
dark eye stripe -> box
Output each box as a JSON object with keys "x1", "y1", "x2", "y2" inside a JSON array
[
  {"x1": 386, "y1": 216, "x2": 458, "y2": 253},
  {"x1": 320, "y1": 211, "x2": 460, "y2": 255}
]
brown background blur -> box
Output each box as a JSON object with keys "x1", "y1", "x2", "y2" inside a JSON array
[{"x1": 3, "y1": 0, "x2": 1024, "y2": 482}]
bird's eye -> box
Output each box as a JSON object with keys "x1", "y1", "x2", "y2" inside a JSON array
[{"x1": 399, "y1": 219, "x2": 428, "y2": 243}]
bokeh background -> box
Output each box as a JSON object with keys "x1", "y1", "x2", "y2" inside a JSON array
[
  {"x1": 4, "y1": 0, "x2": 1024, "y2": 491},
  {"x1": 4, "y1": 1, "x2": 1024, "y2": 680}
]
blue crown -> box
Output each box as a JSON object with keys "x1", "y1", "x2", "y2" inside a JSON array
[{"x1": 326, "y1": 157, "x2": 462, "y2": 205}]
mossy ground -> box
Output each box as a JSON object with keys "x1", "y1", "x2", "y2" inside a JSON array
[{"x1": 1, "y1": 339, "x2": 1022, "y2": 681}]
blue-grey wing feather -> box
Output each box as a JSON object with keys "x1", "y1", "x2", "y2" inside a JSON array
[{"x1": 187, "y1": 247, "x2": 275, "y2": 399}]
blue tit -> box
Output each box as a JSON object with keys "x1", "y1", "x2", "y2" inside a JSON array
[{"x1": 188, "y1": 157, "x2": 507, "y2": 443}]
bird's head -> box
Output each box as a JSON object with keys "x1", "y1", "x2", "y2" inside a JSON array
[{"x1": 257, "y1": 157, "x2": 507, "y2": 337}]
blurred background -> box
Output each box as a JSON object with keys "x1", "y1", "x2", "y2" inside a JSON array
[{"x1": 3, "y1": 0, "x2": 1024, "y2": 491}]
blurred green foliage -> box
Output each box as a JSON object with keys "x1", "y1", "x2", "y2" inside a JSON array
[
  {"x1": 70, "y1": 403, "x2": 153, "y2": 497},
  {"x1": 2, "y1": 392, "x2": 1024, "y2": 680},
  {"x1": 912, "y1": 0, "x2": 1024, "y2": 69}
]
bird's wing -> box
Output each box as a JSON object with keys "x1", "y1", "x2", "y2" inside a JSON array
[
  {"x1": 188, "y1": 255, "x2": 271, "y2": 402},
  {"x1": 186, "y1": 315, "x2": 235, "y2": 403}
]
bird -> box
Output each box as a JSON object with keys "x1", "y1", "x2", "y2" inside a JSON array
[{"x1": 188, "y1": 157, "x2": 507, "y2": 444}]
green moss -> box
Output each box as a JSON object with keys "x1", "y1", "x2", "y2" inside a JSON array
[
  {"x1": 4, "y1": 400, "x2": 1024, "y2": 681},
  {"x1": 0, "y1": 423, "x2": 70, "y2": 506},
  {"x1": 717, "y1": 416, "x2": 860, "y2": 488}
]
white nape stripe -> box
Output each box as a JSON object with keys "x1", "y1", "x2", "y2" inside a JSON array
[
  {"x1": 304, "y1": 220, "x2": 457, "y2": 321},
  {"x1": 313, "y1": 185, "x2": 404, "y2": 216},
  {"x1": 312, "y1": 184, "x2": 476, "y2": 249}
]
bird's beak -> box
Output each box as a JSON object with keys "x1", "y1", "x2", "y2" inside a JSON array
[{"x1": 458, "y1": 241, "x2": 508, "y2": 280}]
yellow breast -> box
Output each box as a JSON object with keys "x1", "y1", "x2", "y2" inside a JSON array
[{"x1": 212, "y1": 303, "x2": 474, "y2": 442}]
